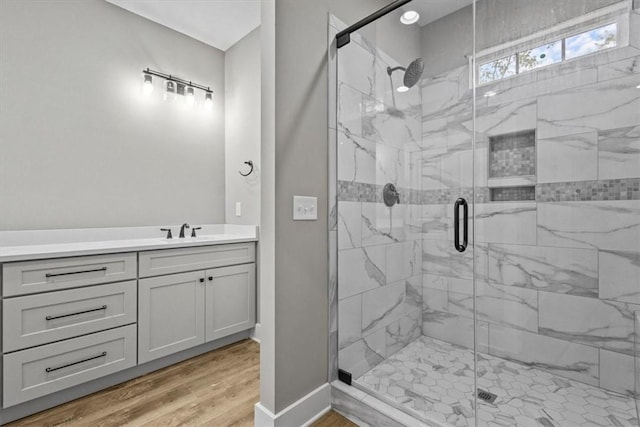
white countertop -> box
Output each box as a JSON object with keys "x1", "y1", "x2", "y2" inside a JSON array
[{"x1": 0, "y1": 224, "x2": 258, "y2": 262}]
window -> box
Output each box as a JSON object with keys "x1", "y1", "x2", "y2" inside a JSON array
[
  {"x1": 565, "y1": 23, "x2": 618, "y2": 59},
  {"x1": 478, "y1": 55, "x2": 517, "y2": 84},
  {"x1": 477, "y1": 21, "x2": 621, "y2": 84},
  {"x1": 518, "y1": 41, "x2": 562, "y2": 72}
]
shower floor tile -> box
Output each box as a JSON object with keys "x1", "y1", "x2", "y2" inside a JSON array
[{"x1": 354, "y1": 336, "x2": 638, "y2": 427}]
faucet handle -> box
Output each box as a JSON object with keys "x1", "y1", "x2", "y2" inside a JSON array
[
  {"x1": 191, "y1": 227, "x2": 202, "y2": 238},
  {"x1": 160, "y1": 228, "x2": 173, "y2": 239}
]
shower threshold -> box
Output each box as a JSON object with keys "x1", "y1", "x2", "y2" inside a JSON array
[{"x1": 353, "y1": 336, "x2": 638, "y2": 427}]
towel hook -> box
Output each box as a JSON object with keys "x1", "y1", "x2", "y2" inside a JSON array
[{"x1": 239, "y1": 160, "x2": 254, "y2": 177}]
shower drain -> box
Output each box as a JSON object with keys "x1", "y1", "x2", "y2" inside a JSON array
[{"x1": 477, "y1": 389, "x2": 498, "y2": 404}]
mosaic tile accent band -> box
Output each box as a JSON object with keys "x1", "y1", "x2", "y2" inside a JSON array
[
  {"x1": 337, "y1": 181, "x2": 490, "y2": 204},
  {"x1": 536, "y1": 178, "x2": 640, "y2": 202},
  {"x1": 339, "y1": 178, "x2": 640, "y2": 204}
]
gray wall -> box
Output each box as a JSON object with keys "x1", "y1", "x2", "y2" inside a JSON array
[
  {"x1": 355, "y1": 7, "x2": 423, "y2": 66},
  {"x1": 0, "y1": 0, "x2": 225, "y2": 230},
  {"x1": 422, "y1": 0, "x2": 621, "y2": 76},
  {"x1": 421, "y1": 5, "x2": 473, "y2": 77},
  {"x1": 272, "y1": 0, "x2": 400, "y2": 413},
  {"x1": 225, "y1": 27, "x2": 261, "y2": 226}
]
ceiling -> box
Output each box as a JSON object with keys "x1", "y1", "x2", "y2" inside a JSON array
[
  {"x1": 105, "y1": 0, "x2": 261, "y2": 51},
  {"x1": 403, "y1": 0, "x2": 473, "y2": 27}
]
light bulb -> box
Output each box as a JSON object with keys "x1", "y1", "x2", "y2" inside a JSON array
[
  {"x1": 400, "y1": 10, "x2": 419, "y2": 25},
  {"x1": 186, "y1": 87, "x2": 195, "y2": 106},
  {"x1": 164, "y1": 80, "x2": 175, "y2": 101},
  {"x1": 397, "y1": 85, "x2": 409, "y2": 93},
  {"x1": 142, "y1": 74, "x2": 153, "y2": 95},
  {"x1": 204, "y1": 91, "x2": 213, "y2": 110}
]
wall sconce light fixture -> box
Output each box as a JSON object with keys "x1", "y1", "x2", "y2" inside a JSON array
[{"x1": 142, "y1": 68, "x2": 213, "y2": 109}]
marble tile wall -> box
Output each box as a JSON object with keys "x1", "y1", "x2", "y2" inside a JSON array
[
  {"x1": 421, "y1": 40, "x2": 640, "y2": 396},
  {"x1": 333, "y1": 21, "x2": 424, "y2": 380}
]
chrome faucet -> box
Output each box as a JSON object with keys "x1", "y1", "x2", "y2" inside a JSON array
[{"x1": 179, "y1": 223, "x2": 190, "y2": 238}]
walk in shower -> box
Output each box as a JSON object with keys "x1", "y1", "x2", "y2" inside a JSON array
[{"x1": 329, "y1": 0, "x2": 640, "y2": 425}]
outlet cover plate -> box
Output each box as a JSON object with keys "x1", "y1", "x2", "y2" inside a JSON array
[{"x1": 293, "y1": 196, "x2": 317, "y2": 220}]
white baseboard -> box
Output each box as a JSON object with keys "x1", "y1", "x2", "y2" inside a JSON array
[
  {"x1": 251, "y1": 323, "x2": 262, "y2": 343},
  {"x1": 254, "y1": 383, "x2": 330, "y2": 427}
]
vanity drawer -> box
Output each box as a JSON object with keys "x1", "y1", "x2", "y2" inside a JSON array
[
  {"x1": 3, "y1": 281, "x2": 137, "y2": 352},
  {"x1": 2, "y1": 253, "x2": 137, "y2": 296},
  {"x1": 139, "y1": 243, "x2": 255, "y2": 277},
  {"x1": 3, "y1": 324, "x2": 137, "y2": 408}
]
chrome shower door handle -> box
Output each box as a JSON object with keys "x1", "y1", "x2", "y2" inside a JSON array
[{"x1": 454, "y1": 198, "x2": 468, "y2": 253}]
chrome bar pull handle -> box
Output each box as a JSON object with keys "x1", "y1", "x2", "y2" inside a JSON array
[{"x1": 454, "y1": 198, "x2": 468, "y2": 253}]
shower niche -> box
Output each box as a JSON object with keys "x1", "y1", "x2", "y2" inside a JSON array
[{"x1": 487, "y1": 130, "x2": 536, "y2": 202}]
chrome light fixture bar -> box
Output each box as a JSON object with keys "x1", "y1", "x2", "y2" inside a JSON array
[{"x1": 142, "y1": 68, "x2": 213, "y2": 100}]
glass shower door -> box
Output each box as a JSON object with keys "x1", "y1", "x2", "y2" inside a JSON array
[
  {"x1": 334, "y1": 3, "x2": 427, "y2": 398},
  {"x1": 419, "y1": 3, "x2": 480, "y2": 425},
  {"x1": 334, "y1": 1, "x2": 480, "y2": 425},
  {"x1": 474, "y1": 0, "x2": 640, "y2": 425}
]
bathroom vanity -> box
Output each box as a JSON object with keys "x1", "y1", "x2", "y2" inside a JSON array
[{"x1": 0, "y1": 225, "x2": 257, "y2": 422}]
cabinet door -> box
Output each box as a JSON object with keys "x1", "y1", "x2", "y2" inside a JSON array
[
  {"x1": 205, "y1": 264, "x2": 255, "y2": 342},
  {"x1": 138, "y1": 271, "x2": 205, "y2": 363}
]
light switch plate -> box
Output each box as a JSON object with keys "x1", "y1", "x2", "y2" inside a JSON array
[{"x1": 293, "y1": 196, "x2": 318, "y2": 220}]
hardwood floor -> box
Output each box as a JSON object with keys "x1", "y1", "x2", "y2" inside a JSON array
[
  {"x1": 311, "y1": 410, "x2": 357, "y2": 427},
  {"x1": 6, "y1": 339, "x2": 355, "y2": 427}
]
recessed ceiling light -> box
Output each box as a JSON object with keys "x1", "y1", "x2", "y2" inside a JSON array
[
  {"x1": 397, "y1": 85, "x2": 409, "y2": 93},
  {"x1": 636, "y1": 84, "x2": 640, "y2": 89},
  {"x1": 484, "y1": 91, "x2": 497, "y2": 97},
  {"x1": 400, "y1": 10, "x2": 420, "y2": 25}
]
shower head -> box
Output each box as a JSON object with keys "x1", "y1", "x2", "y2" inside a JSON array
[
  {"x1": 404, "y1": 58, "x2": 424, "y2": 88},
  {"x1": 387, "y1": 58, "x2": 424, "y2": 89}
]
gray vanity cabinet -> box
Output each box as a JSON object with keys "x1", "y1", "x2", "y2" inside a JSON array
[
  {"x1": 1, "y1": 241, "x2": 256, "y2": 412},
  {"x1": 137, "y1": 271, "x2": 206, "y2": 364},
  {"x1": 1, "y1": 253, "x2": 139, "y2": 408},
  {"x1": 137, "y1": 243, "x2": 256, "y2": 363}
]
